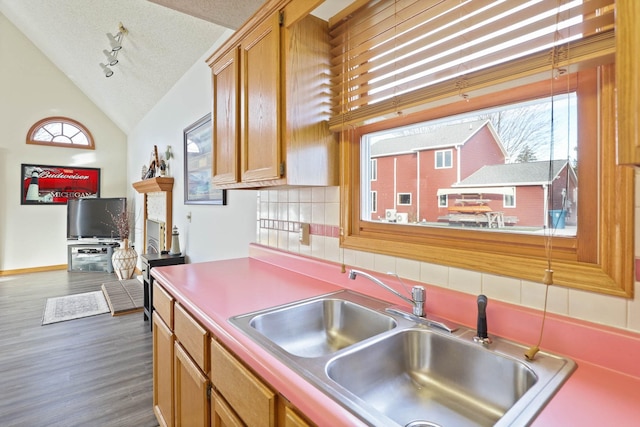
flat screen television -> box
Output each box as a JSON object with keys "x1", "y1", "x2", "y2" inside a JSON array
[{"x1": 67, "y1": 197, "x2": 127, "y2": 240}]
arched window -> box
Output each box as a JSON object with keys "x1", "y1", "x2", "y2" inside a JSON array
[{"x1": 26, "y1": 117, "x2": 95, "y2": 149}]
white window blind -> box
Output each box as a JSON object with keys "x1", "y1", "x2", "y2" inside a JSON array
[{"x1": 328, "y1": 0, "x2": 615, "y2": 130}]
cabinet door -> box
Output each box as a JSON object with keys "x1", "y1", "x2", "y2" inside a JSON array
[
  {"x1": 212, "y1": 47, "x2": 240, "y2": 185},
  {"x1": 210, "y1": 338, "x2": 276, "y2": 427},
  {"x1": 212, "y1": 391, "x2": 245, "y2": 427},
  {"x1": 174, "y1": 342, "x2": 210, "y2": 427},
  {"x1": 283, "y1": 406, "x2": 312, "y2": 427},
  {"x1": 240, "y1": 12, "x2": 282, "y2": 183},
  {"x1": 153, "y1": 313, "x2": 174, "y2": 427}
]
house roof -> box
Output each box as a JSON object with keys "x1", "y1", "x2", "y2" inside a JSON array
[
  {"x1": 454, "y1": 159, "x2": 570, "y2": 187},
  {"x1": 370, "y1": 119, "x2": 497, "y2": 157}
]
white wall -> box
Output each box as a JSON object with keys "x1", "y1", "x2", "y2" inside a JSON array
[
  {"x1": 128, "y1": 29, "x2": 257, "y2": 264},
  {"x1": 0, "y1": 13, "x2": 128, "y2": 271}
]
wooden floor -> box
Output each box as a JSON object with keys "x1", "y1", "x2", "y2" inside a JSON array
[{"x1": 0, "y1": 270, "x2": 158, "y2": 427}]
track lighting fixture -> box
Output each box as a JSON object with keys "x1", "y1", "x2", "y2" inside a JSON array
[
  {"x1": 103, "y1": 49, "x2": 118, "y2": 66},
  {"x1": 99, "y1": 23, "x2": 127, "y2": 78},
  {"x1": 100, "y1": 63, "x2": 114, "y2": 77}
]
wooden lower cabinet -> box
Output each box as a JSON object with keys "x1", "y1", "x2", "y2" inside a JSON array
[
  {"x1": 174, "y1": 341, "x2": 210, "y2": 427},
  {"x1": 212, "y1": 390, "x2": 244, "y2": 427},
  {"x1": 153, "y1": 309, "x2": 174, "y2": 427},
  {"x1": 281, "y1": 405, "x2": 312, "y2": 427},
  {"x1": 152, "y1": 284, "x2": 314, "y2": 427}
]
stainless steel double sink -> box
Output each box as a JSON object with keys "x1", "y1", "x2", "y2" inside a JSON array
[{"x1": 229, "y1": 290, "x2": 576, "y2": 427}]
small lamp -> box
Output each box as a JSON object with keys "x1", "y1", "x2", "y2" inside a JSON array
[{"x1": 169, "y1": 226, "x2": 181, "y2": 256}]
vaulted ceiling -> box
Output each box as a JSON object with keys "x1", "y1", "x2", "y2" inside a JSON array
[{"x1": 0, "y1": 0, "x2": 264, "y2": 134}]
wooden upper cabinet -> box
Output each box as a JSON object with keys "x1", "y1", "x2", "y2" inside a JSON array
[
  {"x1": 207, "y1": 0, "x2": 337, "y2": 189},
  {"x1": 212, "y1": 48, "x2": 240, "y2": 185},
  {"x1": 241, "y1": 12, "x2": 282, "y2": 183},
  {"x1": 616, "y1": 0, "x2": 640, "y2": 165}
]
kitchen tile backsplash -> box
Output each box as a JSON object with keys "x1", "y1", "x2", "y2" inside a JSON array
[{"x1": 257, "y1": 181, "x2": 640, "y2": 334}]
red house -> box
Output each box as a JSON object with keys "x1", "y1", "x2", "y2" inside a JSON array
[
  {"x1": 369, "y1": 120, "x2": 577, "y2": 230},
  {"x1": 370, "y1": 120, "x2": 505, "y2": 223}
]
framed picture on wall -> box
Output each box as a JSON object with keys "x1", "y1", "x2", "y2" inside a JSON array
[
  {"x1": 183, "y1": 114, "x2": 226, "y2": 205},
  {"x1": 20, "y1": 164, "x2": 101, "y2": 205}
]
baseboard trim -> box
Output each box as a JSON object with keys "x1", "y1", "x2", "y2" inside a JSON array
[{"x1": 0, "y1": 264, "x2": 68, "y2": 276}]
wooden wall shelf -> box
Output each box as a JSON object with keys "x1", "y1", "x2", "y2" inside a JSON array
[
  {"x1": 132, "y1": 177, "x2": 174, "y2": 252},
  {"x1": 132, "y1": 177, "x2": 174, "y2": 194}
]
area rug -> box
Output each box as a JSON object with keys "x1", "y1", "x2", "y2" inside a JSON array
[
  {"x1": 101, "y1": 279, "x2": 144, "y2": 316},
  {"x1": 42, "y1": 291, "x2": 110, "y2": 325}
]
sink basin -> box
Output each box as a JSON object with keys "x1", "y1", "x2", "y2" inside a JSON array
[
  {"x1": 327, "y1": 329, "x2": 540, "y2": 427},
  {"x1": 229, "y1": 291, "x2": 397, "y2": 357},
  {"x1": 230, "y1": 291, "x2": 576, "y2": 426}
]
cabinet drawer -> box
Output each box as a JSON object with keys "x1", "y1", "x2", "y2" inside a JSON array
[
  {"x1": 153, "y1": 283, "x2": 174, "y2": 328},
  {"x1": 174, "y1": 303, "x2": 208, "y2": 372},
  {"x1": 210, "y1": 338, "x2": 276, "y2": 427}
]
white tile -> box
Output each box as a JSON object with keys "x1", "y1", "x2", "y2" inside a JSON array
[
  {"x1": 278, "y1": 202, "x2": 288, "y2": 221},
  {"x1": 259, "y1": 189, "x2": 270, "y2": 202},
  {"x1": 521, "y1": 280, "x2": 547, "y2": 310},
  {"x1": 342, "y1": 248, "x2": 358, "y2": 268},
  {"x1": 420, "y1": 262, "x2": 449, "y2": 288},
  {"x1": 299, "y1": 187, "x2": 312, "y2": 203},
  {"x1": 277, "y1": 189, "x2": 288, "y2": 203},
  {"x1": 374, "y1": 253, "x2": 396, "y2": 274},
  {"x1": 268, "y1": 202, "x2": 278, "y2": 220},
  {"x1": 288, "y1": 203, "x2": 300, "y2": 223},
  {"x1": 311, "y1": 202, "x2": 325, "y2": 225},
  {"x1": 324, "y1": 236, "x2": 341, "y2": 263},
  {"x1": 449, "y1": 267, "x2": 482, "y2": 295},
  {"x1": 277, "y1": 229, "x2": 289, "y2": 251},
  {"x1": 268, "y1": 228, "x2": 278, "y2": 248},
  {"x1": 258, "y1": 228, "x2": 269, "y2": 245},
  {"x1": 311, "y1": 187, "x2": 325, "y2": 203},
  {"x1": 396, "y1": 258, "x2": 421, "y2": 282},
  {"x1": 628, "y1": 281, "x2": 640, "y2": 333},
  {"x1": 311, "y1": 234, "x2": 325, "y2": 259},
  {"x1": 287, "y1": 231, "x2": 300, "y2": 254},
  {"x1": 568, "y1": 289, "x2": 627, "y2": 329},
  {"x1": 288, "y1": 188, "x2": 300, "y2": 203},
  {"x1": 258, "y1": 201, "x2": 269, "y2": 218},
  {"x1": 325, "y1": 186, "x2": 340, "y2": 203},
  {"x1": 546, "y1": 285, "x2": 569, "y2": 316},
  {"x1": 325, "y1": 202, "x2": 340, "y2": 226},
  {"x1": 299, "y1": 202, "x2": 312, "y2": 223},
  {"x1": 354, "y1": 250, "x2": 375, "y2": 270},
  {"x1": 481, "y1": 274, "x2": 521, "y2": 304}
]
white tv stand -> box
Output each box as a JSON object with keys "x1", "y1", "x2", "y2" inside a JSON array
[{"x1": 67, "y1": 241, "x2": 119, "y2": 273}]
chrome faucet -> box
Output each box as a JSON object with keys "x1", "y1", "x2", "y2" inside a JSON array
[{"x1": 348, "y1": 269, "x2": 425, "y2": 317}]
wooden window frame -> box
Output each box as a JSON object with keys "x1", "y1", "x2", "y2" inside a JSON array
[
  {"x1": 26, "y1": 117, "x2": 95, "y2": 150},
  {"x1": 341, "y1": 66, "x2": 634, "y2": 298}
]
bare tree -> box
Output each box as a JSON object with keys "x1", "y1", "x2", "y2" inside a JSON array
[{"x1": 479, "y1": 103, "x2": 550, "y2": 163}]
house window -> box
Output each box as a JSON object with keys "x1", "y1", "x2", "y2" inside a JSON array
[
  {"x1": 435, "y1": 150, "x2": 452, "y2": 169},
  {"x1": 504, "y1": 193, "x2": 516, "y2": 208},
  {"x1": 371, "y1": 159, "x2": 377, "y2": 181},
  {"x1": 438, "y1": 195, "x2": 448, "y2": 208},
  {"x1": 397, "y1": 193, "x2": 411, "y2": 205},
  {"x1": 371, "y1": 191, "x2": 377, "y2": 213},
  {"x1": 26, "y1": 117, "x2": 94, "y2": 149}
]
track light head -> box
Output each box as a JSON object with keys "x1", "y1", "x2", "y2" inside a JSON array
[
  {"x1": 103, "y1": 49, "x2": 118, "y2": 66},
  {"x1": 100, "y1": 63, "x2": 114, "y2": 78},
  {"x1": 107, "y1": 32, "x2": 122, "y2": 51}
]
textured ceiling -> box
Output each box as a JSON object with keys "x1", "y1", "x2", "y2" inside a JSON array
[{"x1": 0, "y1": 0, "x2": 263, "y2": 134}]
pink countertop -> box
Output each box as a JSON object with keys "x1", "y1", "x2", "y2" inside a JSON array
[{"x1": 152, "y1": 244, "x2": 640, "y2": 427}]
